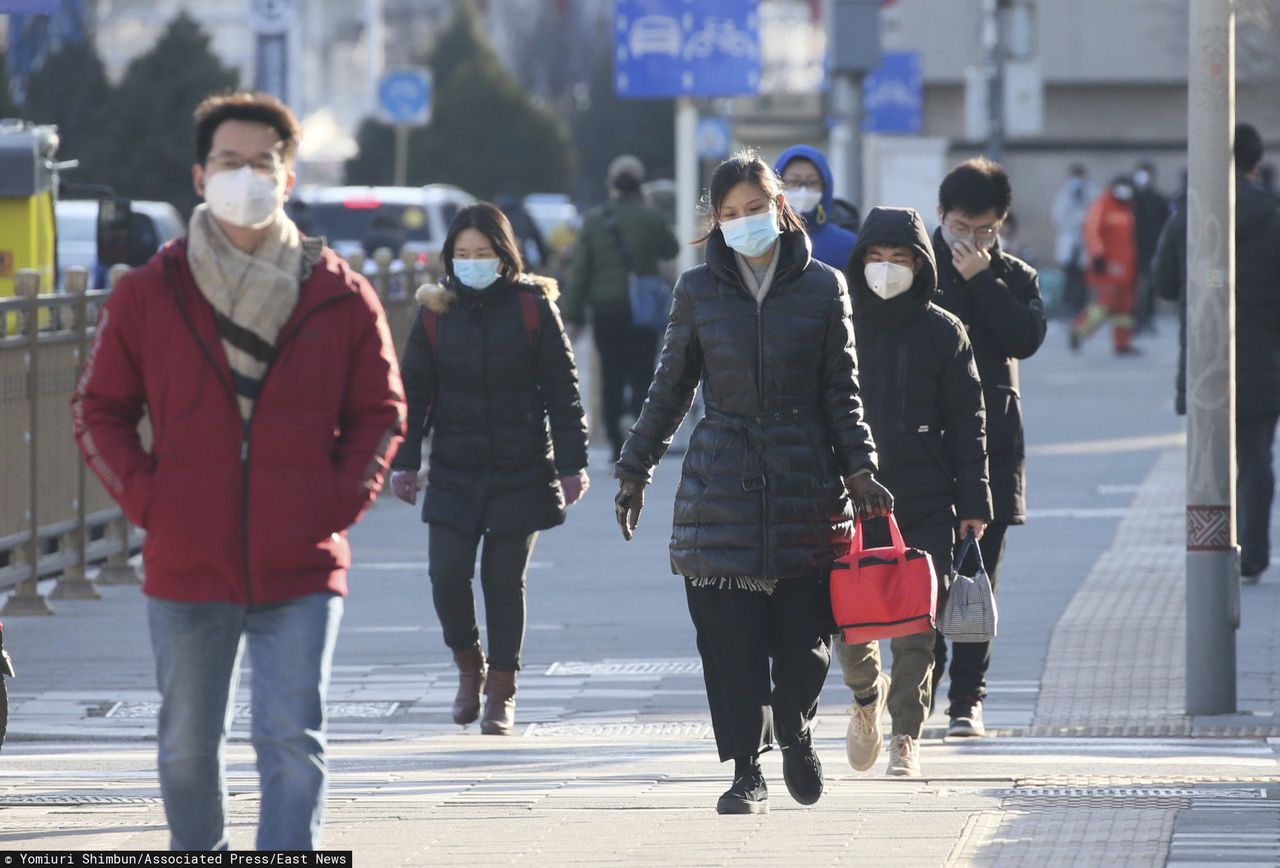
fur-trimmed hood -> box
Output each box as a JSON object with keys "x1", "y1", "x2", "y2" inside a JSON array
[{"x1": 415, "y1": 273, "x2": 559, "y2": 314}]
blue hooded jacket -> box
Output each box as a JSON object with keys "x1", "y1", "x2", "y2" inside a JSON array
[{"x1": 774, "y1": 145, "x2": 858, "y2": 271}]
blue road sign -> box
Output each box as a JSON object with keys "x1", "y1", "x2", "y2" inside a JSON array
[
  {"x1": 378, "y1": 68, "x2": 433, "y2": 127},
  {"x1": 615, "y1": 0, "x2": 760, "y2": 99},
  {"x1": 696, "y1": 117, "x2": 732, "y2": 160},
  {"x1": 863, "y1": 51, "x2": 923, "y2": 135}
]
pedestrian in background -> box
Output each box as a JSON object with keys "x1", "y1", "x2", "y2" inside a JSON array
[
  {"x1": 930, "y1": 159, "x2": 1045, "y2": 738},
  {"x1": 1132, "y1": 161, "x2": 1171, "y2": 333},
  {"x1": 390, "y1": 203, "x2": 589, "y2": 735},
  {"x1": 1152, "y1": 122, "x2": 1280, "y2": 584},
  {"x1": 561, "y1": 155, "x2": 680, "y2": 461},
  {"x1": 614, "y1": 150, "x2": 891, "y2": 815},
  {"x1": 1070, "y1": 175, "x2": 1140, "y2": 355},
  {"x1": 72, "y1": 91, "x2": 406, "y2": 850},
  {"x1": 1051, "y1": 164, "x2": 1096, "y2": 315},
  {"x1": 838, "y1": 206, "x2": 992, "y2": 778},
  {"x1": 774, "y1": 145, "x2": 858, "y2": 269}
]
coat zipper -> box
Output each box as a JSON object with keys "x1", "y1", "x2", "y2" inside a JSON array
[
  {"x1": 756, "y1": 296, "x2": 769, "y2": 581},
  {"x1": 240, "y1": 293, "x2": 350, "y2": 604}
]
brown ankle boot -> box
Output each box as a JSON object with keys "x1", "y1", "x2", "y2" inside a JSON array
[
  {"x1": 452, "y1": 645, "x2": 486, "y2": 725},
  {"x1": 480, "y1": 670, "x2": 517, "y2": 735}
]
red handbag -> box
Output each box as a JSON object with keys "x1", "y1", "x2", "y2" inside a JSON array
[{"x1": 830, "y1": 515, "x2": 938, "y2": 644}]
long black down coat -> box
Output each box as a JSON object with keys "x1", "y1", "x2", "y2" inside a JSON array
[
  {"x1": 845, "y1": 208, "x2": 993, "y2": 531},
  {"x1": 393, "y1": 275, "x2": 589, "y2": 535},
  {"x1": 616, "y1": 228, "x2": 878, "y2": 582},
  {"x1": 932, "y1": 230, "x2": 1045, "y2": 525},
  {"x1": 1153, "y1": 176, "x2": 1280, "y2": 422}
]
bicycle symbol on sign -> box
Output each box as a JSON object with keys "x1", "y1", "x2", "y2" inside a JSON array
[{"x1": 683, "y1": 17, "x2": 757, "y2": 61}]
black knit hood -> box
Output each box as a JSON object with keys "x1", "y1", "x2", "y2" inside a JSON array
[{"x1": 845, "y1": 207, "x2": 938, "y2": 331}]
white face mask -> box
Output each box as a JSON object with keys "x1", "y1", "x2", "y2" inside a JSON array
[
  {"x1": 863, "y1": 261, "x2": 915, "y2": 300},
  {"x1": 784, "y1": 186, "x2": 822, "y2": 215},
  {"x1": 204, "y1": 166, "x2": 283, "y2": 229}
]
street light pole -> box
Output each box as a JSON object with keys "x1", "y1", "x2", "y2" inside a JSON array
[
  {"x1": 1184, "y1": 0, "x2": 1237, "y2": 716},
  {"x1": 983, "y1": 0, "x2": 1008, "y2": 163}
]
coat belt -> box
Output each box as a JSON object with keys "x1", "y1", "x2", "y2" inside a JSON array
[{"x1": 704, "y1": 406, "x2": 822, "y2": 492}]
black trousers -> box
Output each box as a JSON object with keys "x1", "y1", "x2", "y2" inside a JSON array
[
  {"x1": 1239, "y1": 413, "x2": 1279, "y2": 577},
  {"x1": 592, "y1": 309, "x2": 659, "y2": 460},
  {"x1": 428, "y1": 523, "x2": 538, "y2": 672},
  {"x1": 685, "y1": 578, "x2": 832, "y2": 763},
  {"x1": 933, "y1": 521, "x2": 1008, "y2": 715}
]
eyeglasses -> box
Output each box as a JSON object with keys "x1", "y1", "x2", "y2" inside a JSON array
[
  {"x1": 206, "y1": 150, "x2": 284, "y2": 175},
  {"x1": 945, "y1": 220, "x2": 1000, "y2": 241},
  {"x1": 781, "y1": 177, "x2": 822, "y2": 191}
]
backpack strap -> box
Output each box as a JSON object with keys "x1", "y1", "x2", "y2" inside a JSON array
[
  {"x1": 419, "y1": 307, "x2": 440, "y2": 356},
  {"x1": 516, "y1": 288, "x2": 542, "y2": 351}
]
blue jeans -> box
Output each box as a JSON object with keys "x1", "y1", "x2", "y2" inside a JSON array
[{"x1": 147, "y1": 592, "x2": 343, "y2": 851}]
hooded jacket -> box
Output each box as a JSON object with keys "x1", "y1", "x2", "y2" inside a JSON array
[
  {"x1": 72, "y1": 240, "x2": 406, "y2": 605},
  {"x1": 393, "y1": 274, "x2": 589, "y2": 535},
  {"x1": 616, "y1": 228, "x2": 877, "y2": 582},
  {"x1": 1153, "y1": 176, "x2": 1280, "y2": 420},
  {"x1": 775, "y1": 146, "x2": 858, "y2": 270},
  {"x1": 932, "y1": 230, "x2": 1045, "y2": 524},
  {"x1": 846, "y1": 208, "x2": 993, "y2": 530}
]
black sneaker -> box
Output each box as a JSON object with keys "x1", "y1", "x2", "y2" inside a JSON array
[
  {"x1": 716, "y1": 768, "x2": 768, "y2": 815},
  {"x1": 947, "y1": 702, "x2": 987, "y2": 738},
  {"x1": 780, "y1": 730, "x2": 824, "y2": 806}
]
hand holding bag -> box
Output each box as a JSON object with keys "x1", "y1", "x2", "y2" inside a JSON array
[
  {"x1": 937, "y1": 531, "x2": 998, "y2": 643},
  {"x1": 830, "y1": 515, "x2": 938, "y2": 644}
]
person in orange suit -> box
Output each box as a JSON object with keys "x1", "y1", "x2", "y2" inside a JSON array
[{"x1": 1071, "y1": 176, "x2": 1140, "y2": 354}]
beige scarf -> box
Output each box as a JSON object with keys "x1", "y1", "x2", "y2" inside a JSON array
[{"x1": 187, "y1": 205, "x2": 303, "y2": 420}]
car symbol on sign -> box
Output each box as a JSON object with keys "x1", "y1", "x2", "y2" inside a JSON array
[{"x1": 629, "y1": 15, "x2": 683, "y2": 58}]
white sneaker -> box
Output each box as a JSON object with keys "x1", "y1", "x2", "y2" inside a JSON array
[
  {"x1": 845, "y1": 671, "x2": 890, "y2": 772},
  {"x1": 946, "y1": 703, "x2": 987, "y2": 738},
  {"x1": 886, "y1": 734, "x2": 921, "y2": 777}
]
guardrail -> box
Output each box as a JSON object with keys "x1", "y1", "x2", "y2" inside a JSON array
[{"x1": 0, "y1": 248, "x2": 442, "y2": 614}]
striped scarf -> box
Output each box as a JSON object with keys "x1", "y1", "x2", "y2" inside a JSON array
[{"x1": 187, "y1": 205, "x2": 303, "y2": 420}]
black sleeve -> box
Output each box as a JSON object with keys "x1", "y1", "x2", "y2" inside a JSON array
[
  {"x1": 391, "y1": 311, "x2": 437, "y2": 472},
  {"x1": 535, "y1": 295, "x2": 589, "y2": 475},
  {"x1": 964, "y1": 258, "x2": 1047, "y2": 360},
  {"x1": 1151, "y1": 210, "x2": 1186, "y2": 303},
  {"x1": 939, "y1": 323, "x2": 994, "y2": 522},
  {"x1": 615, "y1": 274, "x2": 703, "y2": 483},
  {"x1": 822, "y1": 273, "x2": 878, "y2": 478}
]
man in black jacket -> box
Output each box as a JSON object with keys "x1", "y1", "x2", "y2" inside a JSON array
[
  {"x1": 1152, "y1": 123, "x2": 1280, "y2": 584},
  {"x1": 838, "y1": 207, "x2": 993, "y2": 778},
  {"x1": 931, "y1": 159, "x2": 1047, "y2": 738}
]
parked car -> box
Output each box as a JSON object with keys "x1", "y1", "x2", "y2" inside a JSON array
[
  {"x1": 288, "y1": 184, "x2": 475, "y2": 262},
  {"x1": 522, "y1": 193, "x2": 581, "y2": 257},
  {"x1": 55, "y1": 198, "x2": 184, "y2": 288}
]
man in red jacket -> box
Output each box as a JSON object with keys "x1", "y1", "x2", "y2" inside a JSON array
[{"x1": 72, "y1": 92, "x2": 405, "y2": 851}]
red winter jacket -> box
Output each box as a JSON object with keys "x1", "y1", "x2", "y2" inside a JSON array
[{"x1": 72, "y1": 239, "x2": 406, "y2": 605}]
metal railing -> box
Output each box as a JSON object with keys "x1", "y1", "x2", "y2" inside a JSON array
[{"x1": 0, "y1": 249, "x2": 442, "y2": 614}]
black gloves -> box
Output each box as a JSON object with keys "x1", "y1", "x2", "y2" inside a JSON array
[
  {"x1": 844, "y1": 472, "x2": 894, "y2": 518},
  {"x1": 615, "y1": 479, "x2": 646, "y2": 541},
  {"x1": 1092, "y1": 255, "x2": 1108, "y2": 275}
]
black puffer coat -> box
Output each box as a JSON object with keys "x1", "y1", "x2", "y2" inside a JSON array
[
  {"x1": 1153, "y1": 177, "x2": 1280, "y2": 421},
  {"x1": 616, "y1": 229, "x2": 878, "y2": 582},
  {"x1": 846, "y1": 208, "x2": 992, "y2": 530},
  {"x1": 932, "y1": 230, "x2": 1045, "y2": 525},
  {"x1": 393, "y1": 275, "x2": 589, "y2": 535}
]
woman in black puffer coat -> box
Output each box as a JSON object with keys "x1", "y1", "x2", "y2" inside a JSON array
[
  {"x1": 614, "y1": 151, "x2": 892, "y2": 815},
  {"x1": 390, "y1": 204, "x2": 589, "y2": 736}
]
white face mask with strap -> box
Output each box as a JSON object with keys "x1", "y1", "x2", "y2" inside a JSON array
[{"x1": 864, "y1": 261, "x2": 915, "y2": 300}]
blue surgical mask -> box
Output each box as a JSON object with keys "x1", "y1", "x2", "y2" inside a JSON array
[
  {"x1": 720, "y1": 209, "x2": 781, "y2": 258},
  {"x1": 453, "y1": 258, "x2": 502, "y2": 290}
]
